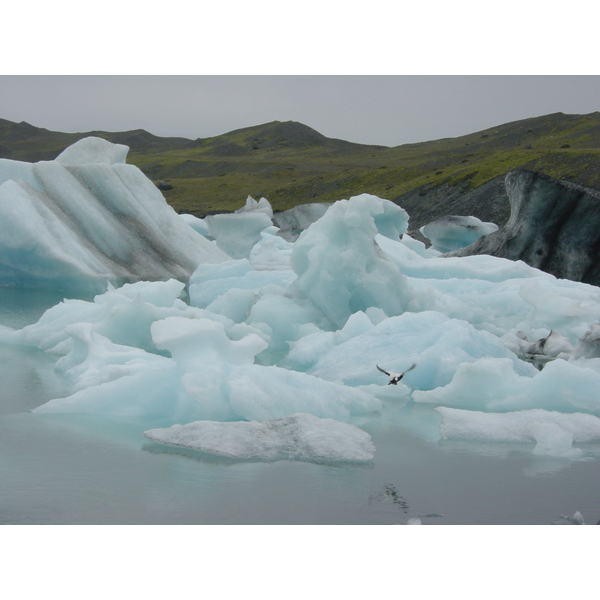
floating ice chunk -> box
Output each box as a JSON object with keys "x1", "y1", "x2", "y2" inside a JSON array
[
  {"x1": 227, "y1": 363, "x2": 379, "y2": 422},
  {"x1": 31, "y1": 310, "x2": 380, "y2": 423},
  {"x1": 418, "y1": 356, "x2": 600, "y2": 415},
  {"x1": 54, "y1": 323, "x2": 172, "y2": 392},
  {"x1": 519, "y1": 279, "x2": 600, "y2": 332},
  {"x1": 152, "y1": 316, "x2": 267, "y2": 368},
  {"x1": 249, "y1": 228, "x2": 294, "y2": 271},
  {"x1": 0, "y1": 158, "x2": 42, "y2": 191},
  {"x1": 504, "y1": 329, "x2": 574, "y2": 370},
  {"x1": 32, "y1": 314, "x2": 264, "y2": 422},
  {"x1": 150, "y1": 316, "x2": 379, "y2": 422},
  {"x1": 32, "y1": 331, "x2": 177, "y2": 419},
  {"x1": 291, "y1": 194, "x2": 419, "y2": 328},
  {"x1": 33, "y1": 362, "x2": 182, "y2": 420},
  {"x1": 420, "y1": 215, "x2": 498, "y2": 253},
  {"x1": 205, "y1": 210, "x2": 273, "y2": 259},
  {"x1": 377, "y1": 233, "x2": 541, "y2": 282},
  {"x1": 144, "y1": 413, "x2": 375, "y2": 462},
  {"x1": 247, "y1": 292, "x2": 327, "y2": 361},
  {"x1": 406, "y1": 518, "x2": 422, "y2": 525},
  {"x1": 437, "y1": 407, "x2": 600, "y2": 450},
  {"x1": 3, "y1": 279, "x2": 197, "y2": 355},
  {"x1": 306, "y1": 311, "x2": 535, "y2": 389},
  {"x1": 179, "y1": 213, "x2": 210, "y2": 237},
  {"x1": 55, "y1": 136, "x2": 129, "y2": 166},
  {"x1": 552, "y1": 511, "x2": 585, "y2": 525},
  {"x1": 573, "y1": 323, "x2": 600, "y2": 359},
  {"x1": 0, "y1": 138, "x2": 229, "y2": 291},
  {"x1": 235, "y1": 195, "x2": 273, "y2": 217},
  {"x1": 531, "y1": 422, "x2": 584, "y2": 458},
  {"x1": 273, "y1": 202, "x2": 332, "y2": 242}
]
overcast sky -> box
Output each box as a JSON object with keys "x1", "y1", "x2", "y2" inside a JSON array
[
  {"x1": 3, "y1": 3, "x2": 599, "y2": 148},
  {"x1": 2, "y1": 75, "x2": 600, "y2": 148}
]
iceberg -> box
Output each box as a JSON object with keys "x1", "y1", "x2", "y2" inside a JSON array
[
  {"x1": 143, "y1": 412, "x2": 375, "y2": 462},
  {"x1": 420, "y1": 215, "x2": 498, "y2": 253},
  {"x1": 437, "y1": 406, "x2": 600, "y2": 458},
  {"x1": 414, "y1": 356, "x2": 600, "y2": 415},
  {"x1": 272, "y1": 202, "x2": 332, "y2": 241},
  {"x1": 552, "y1": 511, "x2": 586, "y2": 525},
  {"x1": 0, "y1": 137, "x2": 228, "y2": 292},
  {"x1": 290, "y1": 193, "x2": 421, "y2": 328},
  {"x1": 204, "y1": 210, "x2": 273, "y2": 259},
  {"x1": 297, "y1": 311, "x2": 536, "y2": 389},
  {"x1": 29, "y1": 305, "x2": 380, "y2": 423},
  {"x1": 1, "y1": 167, "x2": 600, "y2": 473}
]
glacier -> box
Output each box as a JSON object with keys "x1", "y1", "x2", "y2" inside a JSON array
[{"x1": 2, "y1": 136, "x2": 600, "y2": 465}]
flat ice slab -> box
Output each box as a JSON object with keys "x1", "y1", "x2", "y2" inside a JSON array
[{"x1": 144, "y1": 412, "x2": 375, "y2": 462}]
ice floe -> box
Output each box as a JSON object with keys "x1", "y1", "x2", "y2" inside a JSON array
[{"x1": 143, "y1": 412, "x2": 375, "y2": 462}]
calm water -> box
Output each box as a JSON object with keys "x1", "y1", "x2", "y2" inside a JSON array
[{"x1": 1, "y1": 288, "x2": 599, "y2": 525}]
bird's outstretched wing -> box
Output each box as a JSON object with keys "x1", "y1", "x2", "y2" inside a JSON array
[
  {"x1": 376, "y1": 364, "x2": 392, "y2": 377},
  {"x1": 402, "y1": 363, "x2": 417, "y2": 376}
]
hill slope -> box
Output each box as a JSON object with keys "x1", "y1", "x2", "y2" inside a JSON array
[{"x1": 2, "y1": 113, "x2": 600, "y2": 233}]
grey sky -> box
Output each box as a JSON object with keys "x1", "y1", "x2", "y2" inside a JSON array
[{"x1": 1, "y1": 75, "x2": 599, "y2": 147}]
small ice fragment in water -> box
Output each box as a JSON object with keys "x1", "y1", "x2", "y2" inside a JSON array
[
  {"x1": 552, "y1": 511, "x2": 585, "y2": 525},
  {"x1": 144, "y1": 412, "x2": 375, "y2": 462}
]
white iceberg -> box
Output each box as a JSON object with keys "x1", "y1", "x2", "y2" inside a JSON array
[
  {"x1": 143, "y1": 413, "x2": 375, "y2": 462},
  {"x1": 437, "y1": 406, "x2": 600, "y2": 458},
  {"x1": 299, "y1": 311, "x2": 536, "y2": 389},
  {"x1": 0, "y1": 136, "x2": 228, "y2": 292},
  {"x1": 420, "y1": 215, "x2": 498, "y2": 253},
  {"x1": 272, "y1": 202, "x2": 331, "y2": 242},
  {"x1": 203, "y1": 196, "x2": 274, "y2": 259},
  {"x1": 31, "y1": 309, "x2": 380, "y2": 424},
  {"x1": 290, "y1": 193, "x2": 422, "y2": 328},
  {"x1": 414, "y1": 356, "x2": 600, "y2": 415},
  {"x1": 0, "y1": 168, "x2": 599, "y2": 474},
  {"x1": 552, "y1": 511, "x2": 586, "y2": 525}
]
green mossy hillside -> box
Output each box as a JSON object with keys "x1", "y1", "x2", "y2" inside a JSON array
[{"x1": 2, "y1": 112, "x2": 600, "y2": 217}]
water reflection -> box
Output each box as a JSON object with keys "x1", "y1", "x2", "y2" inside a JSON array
[
  {"x1": 141, "y1": 441, "x2": 375, "y2": 469},
  {"x1": 368, "y1": 483, "x2": 409, "y2": 513},
  {"x1": 0, "y1": 343, "x2": 70, "y2": 415}
]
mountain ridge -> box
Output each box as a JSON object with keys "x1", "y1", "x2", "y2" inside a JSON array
[{"x1": 1, "y1": 113, "x2": 600, "y2": 233}]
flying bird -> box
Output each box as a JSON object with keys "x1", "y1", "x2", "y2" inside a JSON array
[{"x1": 376, "y1": 363, "x2": 416, "y2": 385}]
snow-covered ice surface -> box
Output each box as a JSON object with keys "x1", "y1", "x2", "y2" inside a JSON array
[
  {"x1": 2, "y1": 165, "x2": 600, "y2": 523},
  {"x1": 144, "y1": 413, "x2": 375, "y2": 462}
]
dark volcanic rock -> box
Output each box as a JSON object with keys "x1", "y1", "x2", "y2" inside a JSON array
[
  {"x1": 394, "y1": 175, "x2": 510, "y2": 238},
  {"x1": 450, "y1": 169, "x2": 600, "y2": 286}
]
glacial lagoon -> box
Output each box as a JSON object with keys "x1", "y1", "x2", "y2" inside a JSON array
[
  {"x1": 2, "y1": 289, "x2": 599, "y2": 526},
  {"x1": 2, "y1": 138, "x2": 600, "y2": 527}
]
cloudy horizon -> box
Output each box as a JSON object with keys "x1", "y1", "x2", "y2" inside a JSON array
[{"x1": 1, "y1": 75, "x2": 600, "y2": 148}]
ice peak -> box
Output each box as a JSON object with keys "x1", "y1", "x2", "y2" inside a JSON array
[{"x1": 56, "y1": 136, "x2": 129, "y2": 166}]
